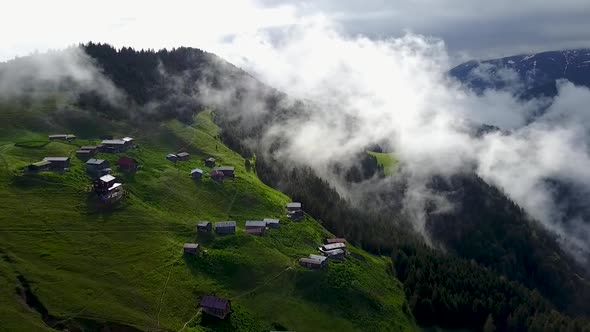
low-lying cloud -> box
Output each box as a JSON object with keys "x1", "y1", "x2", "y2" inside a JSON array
[{"x1": 209, "y1": 15, "x2": 590, "y2": 260}]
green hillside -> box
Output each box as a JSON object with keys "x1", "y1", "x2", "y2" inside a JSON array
[
  {"x1": 0, "y1": 100, "x2": 415, "y2": 331},
  {"x1": 367, "y1": 151, "x2": 398, "y2": 176}
]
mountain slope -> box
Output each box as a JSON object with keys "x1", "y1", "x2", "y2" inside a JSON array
[
  {"x1": 450, "y1": 49, "x2": 590, "y2": 98},
  {"x1": 0, "y1": 101, "x2": 415, "y2": 331}
]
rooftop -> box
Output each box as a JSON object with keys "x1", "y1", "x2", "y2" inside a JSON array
[
  {"x1": 245, "y1": 221, "x2": 267, "y2": 228},
  {"x1": 309, "y1": 254, "x2": 328, "y2": 263},
  {"x1": 43, "y1": 157, "x2": 70, "y2": 162},
  {"x1": 215, "y1": 221, "x2": 236, "y2": 228},
  {"x1": 197, "y1": 221, "x2": 211, "y2": 227},
  {"x1": 102, "y1": 139, "x2": 126, "y2": 145},
  {"x1": 80, "y1": 146, "x2": 97, "y2": 150},
  {"x1": 86, "y1": 159, "x2": 106, "y2": 165},
  {"x1": 191, "y1": 168, "x2": 203, "y2": 174},
  {"x1": 214, "y1": 166, "x2": 234, "y2": 171},
  {"x1": 264, "y1": 218, "x2": 280, "y2": 224},
  {"x1": 286, "y1": 202, "x2": 302, "y2": 208},
  {"x1": 299, "y1": 258, "x2": 322, "y2": 265},
  {"x1": 322, "y1": 243, "x2": 346, "y2": 251},
  {"x1": 177, "y1": 152, "x2": 190, "y2": 157},
  {"x1": 206, "y1": 157, "x2": 216, "y2": 162},
  {"x1": 183, "y1": 243, "x2": 199, "y2": 249},
  {"x1": 200, "y1": 295, "x2": 229, "y2": 310},
  {"x1": 32, "y1": 160, "x2": 51, "y2": 167},
  {"x1": 100, "y1": 174, "x2": 116, "y2": 183},
  {"x1": 122, "y1": 137, "x2": 133, "y2": 142}
]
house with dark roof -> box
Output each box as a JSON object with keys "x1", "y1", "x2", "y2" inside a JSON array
[
  {"x1": 320, "y1": 242, "x2": 346, "y2": 252},
  {"x1": 176, "y1": 152, "x2": 190, "y2": 161},
  {"x1": 183, "y1": 243, "x2": 199, "y2": 256},
  {"x1": 205, "y1": 157, "x2": 216, "y2": 167},
  {"x1": 200, "y1": 295, "x2": 231, "y2": 319},
  {"x1": 93, "y1": 174, "x2": 117, "y2": 194},
  {"x1": 299, "y1": 254, "x2": 328, "y2": 269},
  {"x1": 49, "y1": 134, "x2": 76, "y2": 141},
  {"x1": 263, "y1": 218, "x2": 280, "y2": 229},
  {"x1": 197, "y1": 221, "x2": 212, "y2": 233},
  {"x1": 43, "y1": 157, "x2": 70, "y2": 170},
  {"x1": 286, "y1": 202, "x2": 302, "y2": 212},
  {"x1": 214, "y1": 166, "x2": 234, "y2": 177},
  {"x1": 190, "y1": 168, "x2": 203, "y2": 180},
  {"x1": 25, "y1": 160, "x2": 51, "y2": 172},
  {"x1": 86, "y1": 159, "x2": 110, "y2": 176},
  {"x1": 100, "y1": 139, "x2": 129, "y2": 153},
  {"x1": 322, "y1": 248, "x2": 346, "y2": 260},
  {"x1": 245, "y1": 221, "x2": 266, "y2": 236},
  {"x1": 324, "y1": 238, "x2": 347, "y2": 245},
  {"x1": 215, "y1": 221, "x2": 236, "y2": 235},
  {"x1": 166, "y1": 154, "x2": 178, "y2": 162},
  {"x1": 76, "y1": 146, "x2": 97, "y2": 159}
]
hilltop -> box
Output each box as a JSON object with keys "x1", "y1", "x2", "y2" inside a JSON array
[{"x1": 0, "y1": 101, "x2": 415, "y2": 331}]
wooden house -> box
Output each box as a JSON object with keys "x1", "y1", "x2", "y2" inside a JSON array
[
  {"x1": 25, "y1": 160, "x2": 51, "y2": 172},
  {"x1": 122, "y1": 137, "x2": 134, "y2": 147},
  {"x1": 197, "y1": 221, "x2": 212, "y2": 233},
  {"x1": 93, "y1": 174, "x2": 117, "y2": 194},
  {"x1": 176, "y1": 152, "x2": 190, "y2": 161},
  {"x1": 299, "y1": 257, "x2": 325, "y2": 269},
  {"x1": 214, "y1": 166, "x2": 234, "y2": 177},
  {"x1": 43, "y1": 157, "x2": 70, "y2": 170},
  {"x1": 86, "y1": 159, "x2": 110, "y2": 176},
  {"x1": 320, "y1": 242, "x2": 346, "y2": 252},
  {"x1": 80, "y1": 146, "x2": 98, "y2": 153},
  {"x1": 245, "y1": 221, "x2": 266, "y2": 236},
  {"x1": 166, "y1": 154, "x2": 178, "y2": 162},
  {"x1": 205, "y1": 157, "x2": 216, "y2": 167},
  {"x1": 48, "y1": 134, "x2": 76, "y2": 141},
  {"x1": 190, "y1": 168, "x2": 203, "y2": 180},
  {"x1": 263, "y1": 218, "x2": 280, "y2": 229},
  {"x1": 324, "y1": 238, "x2": 347, "y2": 245},
  {"x1": 215, "y1": 221, "x2": 236, "y2": 235},
  {"x1": 210, "y1": 170, "x2": 224, "y2": 182},
  {"x1": 183, "y1": 243, "x2": 200, "y2": 256},
  {"x1": 100, "y1": 139, "x2": 129, "y2": 153},
  {"x1": 200, "y1": 295, "x2": 231, "y2": 319},
  {"x1": 322, "y1": 248, "x2": 346, "y2": 260},
  {"x1": 286, "y1": 202, "x2": 302, "y2": 212},
  {"x1": 117, "y1": 157, "x2": 139, "y2": 172}
]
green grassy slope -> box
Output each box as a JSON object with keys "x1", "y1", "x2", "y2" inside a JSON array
[
  {"x1": 0, "y1": 102, "x2": 415, "y2": 332},
  {"x1": 368, "y1": 151, "x2": 398, "y2": 176}
]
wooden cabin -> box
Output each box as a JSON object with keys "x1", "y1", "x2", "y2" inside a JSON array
[
  {"x1": 286, "y1": 202, "x2": 302, "y2": 212},
  {"x1": 200, "y1": 295, "x2": 231, "y2": 319},
  {"x1": 205, "y1": 157, "x2": 216, "y2": 167},
  {"x1": 117, "y1": 157, "x2": 139, "y2": 172},
  {"x1": 197, "y1": 221, "x2": 212, "y2": 233},
  {"x1": 215, "y1": 221, "x2": 236, "y2": 235},
  {"x1": 25, "y1": 160, "x2": 51, "y2": 172},
  {"x1": 86, "y1": 159, "x2": 110, "y2": 176},
  {"x1": 263, "y1": 218, "x2": 280, "y2": 229},
  {"x1": 48, "y1": 134, "x2": 76, "y2": 141},
  {"x1": 324, "y1": 238, "x2": 347, "y2": 245},
  {"x1": 166, "y1": 154, "x2": 178, "y2": 162},
  {"x1": 176, "y1": 152, "x2": 190, "y2": 161},
  {"x1": 42, "y1": 157, "x2": 70, "y2": 170},
  {"x1": 100, "y1": 139, "x2": 129, "y2": 153},
  {"x1": 213, "y1": 166, "x2": 234, "y2": 177},
  {"x1": 190, "y1": 168, "x2": 203, "y2": 180},
  {"x1": 183, "y1": 243, "x2": 200, "y2": 256},
  {"x1": 245, "y1": 221, "x2": 266, "y2": 236}
]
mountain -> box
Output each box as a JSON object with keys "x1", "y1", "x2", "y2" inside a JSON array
[
  {"x1": 450, "y1": 49, "x2": 590, "y2": 98},
  {"x1": 1, "y1": 44, "x2": 589, "y2": 331}
]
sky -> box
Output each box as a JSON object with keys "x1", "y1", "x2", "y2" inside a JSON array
[{"x1": 2, "y1": 0, "x2": 590, "y2": 63}]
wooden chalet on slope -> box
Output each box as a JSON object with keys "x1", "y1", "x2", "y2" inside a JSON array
[
  {"x1": 86, "y1": 159, "x2": 110, "y2": 176},
  {"x1": 200, "y1": 295, "x2": 231, "y2": 319},
  {"x1": 100, "y1": 139, "x2": 130, "y2": 153},
  {"x1": 42, "y1": 157, "x2": 70, "y2": 170},
  {"x1": 176, "y1": 152, "x2": 190, "y2": 161},
  {"x1": 183, "y1": 243, "x2": 199, "y2": 256},
  {"x1": 48, "y1": 134, "x2": 76, "y2": 141},
  {"x1": 25, "y1": 160, "x2": 51, "y2": 172},
  {"x1": 299, "y1": 254, "x2": 328, "y2": 270},
  {"x1": 205, "y1": 157, "x2": 216, "y2": 167},
  {"x1": 190, "y1": 168, "x2": 203, "y2": 180},
  {"x1": 197, "y1": 221, "x2": 212, "y2": 233},
  {"x1": 324, "y1": 238, "x2": 347, "y2": 245},
  {"x1": 76, "y1": 146, "x2": 97, "y2": 159},
  {"x1": 166, "y1": 153, "x2": 178, "y2": 162},
  {"x1": 213, "y1": 166, "x2": 234, "y2": 177},
  {"x1": 263, "y1": 218, "x2": 280, "y2": 229},
  {"x1": 245, "y1": 221, "x2": 266, "y2": 236},
  {"x1": 286, "y1": 202, "x2": 302, "y2": 212},
  {"x1": 215, "y1": 221, "x2": 236, "y2": 235},
  {"x1": 117, "y1": 157, "x2": 139, "y2": 172},
  {"x1": 322, "y1": 248, "x2": 346, "y2": 260}
]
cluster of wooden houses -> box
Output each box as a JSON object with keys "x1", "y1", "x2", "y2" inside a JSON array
[{"x1": 298, "y1": 238, "x2": 347, "y2": 270}]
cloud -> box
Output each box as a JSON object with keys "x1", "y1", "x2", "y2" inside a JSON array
[
  {"x1": 0, "y1": 47, "x2": 123, "y2": 104},
  {"x1": 202, "y1": 15, "x2": 590, "y2": 261}
]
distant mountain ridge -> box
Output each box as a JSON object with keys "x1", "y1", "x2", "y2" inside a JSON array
[{"x1": 451, "y1": 49, "x2": 590, "y2": 98}]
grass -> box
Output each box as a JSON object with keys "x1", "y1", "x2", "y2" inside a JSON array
[
  {"x1": 368, "y1": 151, "x2": 399, "y2": 176},
  {"x1": 0, "y1": 103, "x2": 415, "y2": 332}
]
